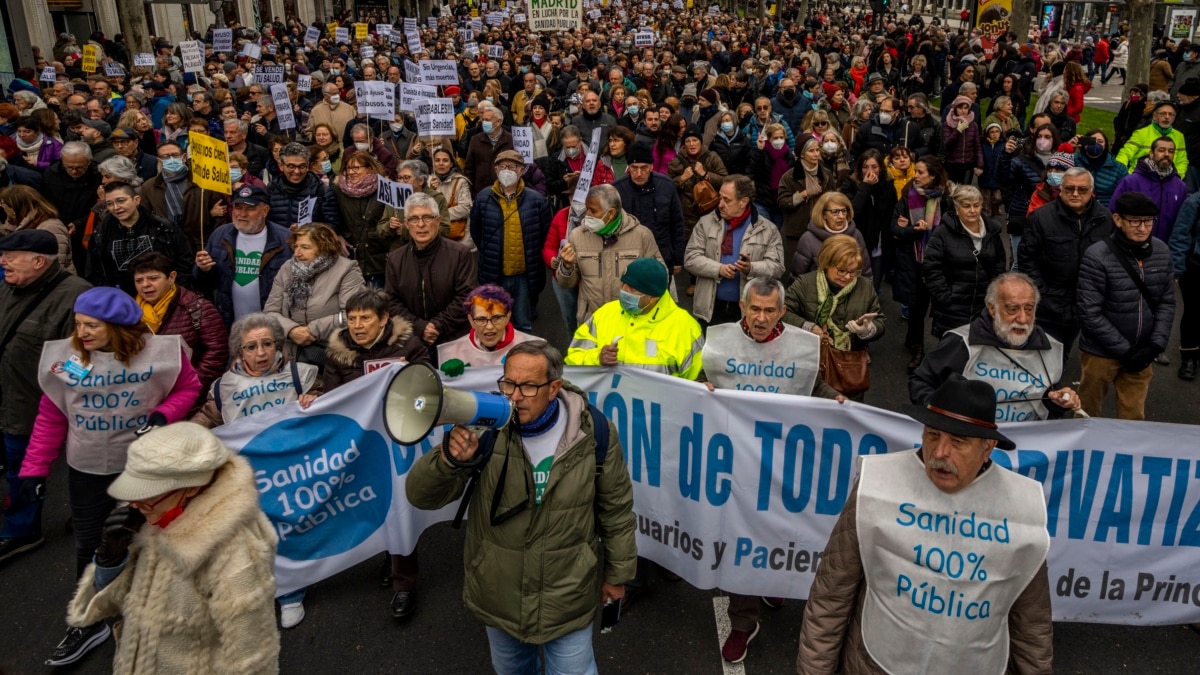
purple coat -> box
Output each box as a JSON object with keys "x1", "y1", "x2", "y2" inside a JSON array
[
  {"x1": 1109, "y1": 158, "x2": 1189, "y2": 242},
  {"x1": 942, "y1": 117, "x2": 983, "y2": 167},
  {"x1": 35, "y1": 137, "x2": 63, "y2": 169}
]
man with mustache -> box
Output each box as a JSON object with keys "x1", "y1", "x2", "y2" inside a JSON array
[
  {"x1": 799, "y1": 374, "x2": 1054, "y2": 674},
  {"x1": 909, "y1": 273, "x2": 1081, "y2": 422}
]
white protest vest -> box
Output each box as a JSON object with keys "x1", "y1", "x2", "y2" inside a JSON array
[
  {"x1": 947, "y1": 325, "x2": 1063, "y2": 422},
  {"x1": 214, "y1": 362, "x2": 318, "y2": 424},
  {"x1": 437, "y1": 329, "x2": 538, "y2": 368},
  {"x1": 701, "y1": 323, "x2": 820, "y2": 395},
  {"x1": 857, "y1": 449, "x2": 1050, "y2": 675},
  {"x1": 38, "y1": 335, "x2": 183, "y2": 475}
]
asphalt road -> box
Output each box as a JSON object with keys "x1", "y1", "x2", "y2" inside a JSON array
[{"x1": 1, "y1": 274, "x2": 1197, "y2": 674}]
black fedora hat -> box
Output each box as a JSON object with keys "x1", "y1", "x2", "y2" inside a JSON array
[{"x1": 906, "y1": 374, "x2": 1015, "y2": 450}]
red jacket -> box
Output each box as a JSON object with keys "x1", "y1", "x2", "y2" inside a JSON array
[
  {"x1": 542, "y1": 206, "x2": 571, "y2": 277},
  {"x1": 1066, "y1": 80, "x2": 1092, "y2": 122},
  {"x1": 1094, "y1": 39, "x2": 1110, "y2": 64},
  {"x1": 157, "y1": 286, "x2": 230, "y2": 399}
]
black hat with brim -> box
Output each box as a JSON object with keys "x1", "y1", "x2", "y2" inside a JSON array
[{"x1": 905, "y1": 373, "x2": 1016, "y2": 450}]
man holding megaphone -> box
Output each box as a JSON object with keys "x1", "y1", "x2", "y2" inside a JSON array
[{"x1": 406, "y1": 341, "x2": 637, "y2": 674}]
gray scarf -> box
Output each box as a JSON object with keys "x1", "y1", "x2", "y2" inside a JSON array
[
  {"x1": 163, "y1": 169, "x2": 190, "y2": 222},
  {"x1": 285, "y1": 254, "x2": 336, "y2": 309}
]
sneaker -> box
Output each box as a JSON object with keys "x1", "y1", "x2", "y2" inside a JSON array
[
  {"x1": 1154, "y1": 353, "x2": 1170, "y2": 366},
  {"x1": 761, "y1": 596, "x2": 785, "y2": 608},
  {"x1": 0, "y1": 535, "x2": 45, "y2": 564},
  {"x1": 45, "y1": 623, "x2": 111, "y2": 666},
  {"x1": 721, "y1": 622, "x2": 760, "y2": 663},
  {"x1": 280, "y1": 601, "x2": 306, "y2": 629}
]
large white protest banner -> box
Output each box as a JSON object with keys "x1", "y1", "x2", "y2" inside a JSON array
[
  {"x1": 270, "y1": 84, "x2": 295, "y2": 130},
  {"x1": 415, "y1": 98, "x2": 456, "y2": 137},
  {"x1": 418, "y1": 60, "x2": 460, "y2": 86},
  {"x1": 399, "y1": 83, "x2": 439, "y2": 112},
  {"x1": 214, "y1": 366, "x2": 1200, "y2": 625},
  {"x1": 354, "y1": 81, "x2": 396, "y2": 120},
  {"x1": 528, "y1": 0, "x2": 582, "y2": 32}
]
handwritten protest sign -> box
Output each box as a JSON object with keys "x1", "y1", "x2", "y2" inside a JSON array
[
  {"x1": 188, "y1": 132, "x2": 231, "y2": 194},
  {"x1": 415, "y1": 98, "x2": 456, "y2": 137}
]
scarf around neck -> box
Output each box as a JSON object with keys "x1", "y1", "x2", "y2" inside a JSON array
[
  {"x1": 163, "y1": 168, "x2": 190, "y2": 221},
  {"x1": 723, "y1": 205, "x2": 752, "y2": 255},
  {"x1": 137, "y1": 285, "x2": 177, "y2": 333},
  {"x1": 906, "y1": 184, "x2": 943, "y2": 263},
  {"x1": 16, "y1": 134, "x2": 43, "y2": 152},
  {"x1": 339, "y1": 171, "x2": 379, "y2": 198},
  {"x1": 815, "y1": 270, "x2": 857, "y2": 351},
  {"x1": 285, "y1": 254, "x2": 336, "y2": 309}
]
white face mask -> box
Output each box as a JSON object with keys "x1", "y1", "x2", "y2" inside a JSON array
[
  {"x1": 582, "y1": 215, "x2": 607, "y2": 232},
  {"x1": 770, "y1": 138, "x2": 786, "y2": 150},
  {"x1": 878, "y1": 112, "x2": 893, "y2": 125},
  {"x1": 389, "y1": 122, "x2": 404, "y2": 132},
  {"x1": 565, "y1": 146, "x2": 581, "y2": 159},
  {"x1": 355, "y1": 142, "x2": 369, "y2": 151},
  {"x1": 328, "y1": 93, "x2": 340, "y2": 105},
  {"x1": 822, "y1": 141, "x2": 839, "y2": 154},
  {"x1": 498, "y1": 169, "x2": 519, "y2": 187}
]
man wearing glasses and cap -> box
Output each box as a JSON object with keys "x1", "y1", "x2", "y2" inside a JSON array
[{"x1": 799, "y1": 374, "x2": 1053, "y2": 674}]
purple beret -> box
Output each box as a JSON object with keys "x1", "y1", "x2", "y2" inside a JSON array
[{"x1": 74, "y1": 287, "x2": 144, "y2": 326}]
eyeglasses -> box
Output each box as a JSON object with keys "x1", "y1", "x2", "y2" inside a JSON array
[
  {"x1": 1122, "y1": 217, "x2": 1156, "y2": 229},
  {"x1": 158, "y1": 152, "x2": 183, "y2": 160},
  {"x1": 471, "y1": 314, "x2": 509, "y2": 327},
  {"x1": 826, "y1": 208, "x2": 849, "y2": 216},
  {"x1": 405, "y1": 214, "x2": 439, "y2": 225},
  {"x1": 241, "y1": 339, "x2": 276, "y2": 353},
  {"x1": 833, "y1": 267, "x2": 862, "y2": 278},
  {"x1": 282, "y1": 163, "x2": 308, "y2": 172},
  {"x1": 496, "y1": 378, "x2": 554, "y2": 397},
  {"x1": 1061, "y1": 186, "x2": 1092, "y2": 195},
  {"x1": 813, "y1": 121, "x2": 829, "y2": 127}
]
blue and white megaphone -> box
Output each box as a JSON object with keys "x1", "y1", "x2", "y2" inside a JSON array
[{"x1": 382, "y1": 362, "x2": 512, "y2": 445}]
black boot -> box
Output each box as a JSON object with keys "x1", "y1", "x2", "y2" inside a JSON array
[
  {"x1": 907, "y1": 345, "x2": 925, "y2": 372},
  {"x1": 1180, "y1": 354, "x2": 1198, "y2": 381}
]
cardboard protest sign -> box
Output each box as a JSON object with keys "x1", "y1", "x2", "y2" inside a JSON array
[
  {"x1": 188, "y1": 132, "x2": 231, "y2": 194},
  {"x1": 415, "y1": 98, "x2": 456, "y2": 137}
]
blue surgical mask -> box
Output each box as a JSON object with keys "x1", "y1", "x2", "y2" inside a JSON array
[
  {"x1": 229, "y1": 167, "x2": 244, "y2": 182},
  {"x1": 321, "y1": 160, "x2": 332, "y2": 174},
  {"x1": 1046, "y1": 171, "x2": 1064, "y2": 187},
  {"x1": 161, "y1": 157, "x2": 185, "y2": 173},
  {"x1": 619, "y1": 289, "x2": 645, "y2": 314},
  {"x1": 481, "y1": 120, "x2": 495, "y2": 134},
  {"x1": 721, "y1": 121, "x2": 734, "y2": 134},
  {"x1": 627, "y1": 105, "x2": 639, "y2": 117}
]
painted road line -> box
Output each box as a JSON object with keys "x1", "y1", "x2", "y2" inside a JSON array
[{"x1": 713, "y1": 595, "x2": 747, "y2": 675}]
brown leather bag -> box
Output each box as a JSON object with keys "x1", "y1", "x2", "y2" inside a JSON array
[
  {"x1": 693, "y1": 180, "x2": 720, "y2": 214},
  {"x1": 446, "y1": 176, "x2": 468, "y2": 240},
  {"x1": 819, "y1": 337, "x2": 871, "y2": 396}
]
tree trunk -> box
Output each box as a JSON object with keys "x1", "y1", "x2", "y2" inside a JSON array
[
  {"x1": 117, "y1": 0, "x2": 153, "y2": 56},
  {"x1": 1124, "y1": 0, "x2": 1156, "y2": 99},
  {"x1": 1007, "y1": 0, "x2": 1033, "y2": 44},
  {"x1": 757, "y1": 0, "x2": 765, "y2": 23}
]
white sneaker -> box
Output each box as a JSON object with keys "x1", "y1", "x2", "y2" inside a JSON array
[{"x1": 280, "y1": 601, "x2": 305, "y2": 629}]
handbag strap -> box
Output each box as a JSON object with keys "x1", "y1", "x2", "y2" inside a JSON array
[
  {"x1": 0, "y1": 269, "x2": 69, "y2": 364},
  {"x1": 1102, "y1": 237, "x2": 1156, "y2": 310}
]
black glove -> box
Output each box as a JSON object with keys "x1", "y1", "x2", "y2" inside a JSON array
[
  {"x1": 134, "y1": 412, "x2": 169, "y2": 438},
  {"x1": 94, "y1": 505, "x2": 145, "y2": 568},
  {"x1": 15, "y1": 477, "x2": 45, "y2": 506},
  {"x1": 1121, "y1": 346, "x2": 1158, "y2": 373}
]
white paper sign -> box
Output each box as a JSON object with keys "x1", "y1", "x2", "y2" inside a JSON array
[
  {"x1": 470, "y1": 17, "x2": 484, "y2": 31},
  {"x1": 407, "y1": 31, "x2": 424, "y2": 54},
  {"x1": 487, "y1": 11, "x2": 505, "y2": 25},
  {"x1": 673, "y1": 0, "x2": 683, "y2": 8},
  {"x1": 488, "y1": 44, "x2": 505, "y2": 58},
  {"x1": 400, "y1": 83, "x2": 439, "y2": 112},
  {"x1": 103, "y1": 62, "x2": 125, "y2": 77},
  {"x1": 296, "y1": 196, "x2": 316, "y2": 225},
  {"x1": 404, "y1": 18, "x2": 418, "y2": 32},
  {"x1": 335, "y1": 27, "x2": 350, "y2": 44},
  {"x1": 180, "y1": 40, "x2": 205, "y2": 73},
  {"x1": 511, "y1": 126, "x2": 534, "y2": 163},
  {"x1": 428, "y1": 16, "x2": 439, "y2": 29},
  {"x1": 304, "y1": 26, "x2": 321, "y2": 46},
  {"x1": 271, "y1": 83, "x2": 296, "y2": 130},
  {"x1": 415, "y1": 97, "x2": 456, "y2": 137},
  {"x1": 460, "y1": 28, "x2": 475, "y2": 42},
  {"x1": 464, "y1": 42, "x2": 480, "y2": 58},
  {"x1": 571, "y1": 128, "x2": 603, "y2": 203},
  {"x1": 377, "y1": 25, "x2": 392, "y2": 38},
  {"x1": 418, "y1": 59, "x2": 459, "y2": 86},
  {"x1": 241, "y1": 42, "x2": 262, "y2": 60},
  {"x1": 355, "y1": 80, "x2": 397, "y2": 120},
  {"x1": 635, "y1": 31, "x2": 654, "y2": 47},
  {"x1": 376, "y1": 176, "x2": 413, "y2": 209},
  {"x1": 297, "y1": 74, "x2": 312, "y2": 92},
  {"x1": 254, "y1": 65, "x2": 285, "y2": 84},
  {"x1": 213, "y1": 28, "x2": 233, "y2": 52},
  {"x1": 40, "y1": 66, "x2": 57, "y2": 82},
  {"x1": 266, "y1": 43, "x2": 278, "y2": 55},
  {"x1": 133, "y1": 53, "x2": 155, "y2": 67},
  {"x1": 361, "y1": 46, "x2": 375, "y2": 59},
  {"x1": 515, "y1": 12, "x2": 527, "y2": 23},
  {"x1": 404, "y1": 60, "x2": 422, "y2": 83}
]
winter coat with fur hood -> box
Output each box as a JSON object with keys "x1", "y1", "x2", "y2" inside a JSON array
[
  {"x1": 67, "y1": 454, "x2": 279, "y2": 674},
  {"x1": 323, "y1": 316, "x2": 431, "y2": 390}
]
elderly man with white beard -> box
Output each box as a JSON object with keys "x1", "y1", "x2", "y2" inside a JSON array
[{"x1": 908, "y1": 273, "x2": 1082, "y2": 422}]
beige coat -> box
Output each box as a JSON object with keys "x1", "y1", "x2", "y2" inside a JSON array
[
  {"x1": 683, "y1": 208, "x2": 786, "y2": 322},
  {"x1": 556, "y1": 210, "x2": 664, "y2": 322},
  {"x1": 68, "y1": 455, "x2": 280, "y2": 674},
  {"x1": 263, "y1": 255, "x2": 366, "y2": 343},
  {"x1": 797, "y1": 480, "x2": 1054, "y2": 674},
  {"x1": 667, "y1": 150, "x2": 728, "y2": 226},
  {"x1": 306, "y1": 100, "x2": 358, "y2": 140}
]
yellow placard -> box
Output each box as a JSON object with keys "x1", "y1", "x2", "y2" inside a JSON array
[
  {"x1": 471, "y1": 9, "x2": 480, "y2": 17},
  {"x1": 327, "y1": 22, "x2": 339, "y2": 38},
  {"x1": 81, "y1": 45, "x2": 97, "y2": 73},
  {"x1": 355, "y1": 23, "x2": 368, "y2": 40},
  {"x1": 188, "y1": 131, "x2": 231, "y2": 195}
]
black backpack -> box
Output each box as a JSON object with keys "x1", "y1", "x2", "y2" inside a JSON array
[{"x1": 452, "y1": 404, "x2": 610, "y2": 528}]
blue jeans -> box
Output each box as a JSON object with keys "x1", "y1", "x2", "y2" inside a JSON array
[
  {"x1": 486, "y1": 623, "x2": 598, "y2": 675},
  {"x1": 499, "y1": 275, "x2": 533, "y2": 332},
  {"x1": 279, "y1": 588, "x2": 307, "y2": 605},
  {"x1": 551, "y1": 280, "x2": 579, "y2": 337},
  {"x1": 1010, "y1": 234, "x2": 1022, "y2": 271},
  {"x1": 754, "y1": 203, "x2": 783, "y2": 230},
  {"x1": 1, "y1": 433, "x2": 40, "y2": 539}
]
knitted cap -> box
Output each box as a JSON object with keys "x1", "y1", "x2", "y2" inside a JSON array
[
  {"x1": 1046, "y1": 152, "x2": 1075, "y2": 170},
  {"x1": 108, "y1": 423, "x2": 232, "y2": 501},
  {"x1": 620, "y1": 257, "x2": 669, "y2": 297}
]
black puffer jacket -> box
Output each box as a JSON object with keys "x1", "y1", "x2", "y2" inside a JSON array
[
  {"x1": 612, "y1": 173, "x2": 687, "y2": 268},
  {"x1": 266, "y1": 172, "x2": 341, "y2": 232},
  {"x1": 922, "y1": 212, "x2": 1008, "y2": 337},
  {"x1": 710, "y1": 128, "x2": 752, "y2": 175},
  {"x1": 889, "y1": 186, "x2": 955, "y2": 306},
  {"x1": 998, "y1": 151, "x2": 1045, "y2": 236},
  {"x1": 1076, "y1": 235, "x2": 1176, "y2": 358},
  {"x1": 1017, "y1": 197, "x2": 1114, "y2": 328},
  {"x1": 840, "y1": 175, "x2": 897, "y2": 252}
]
